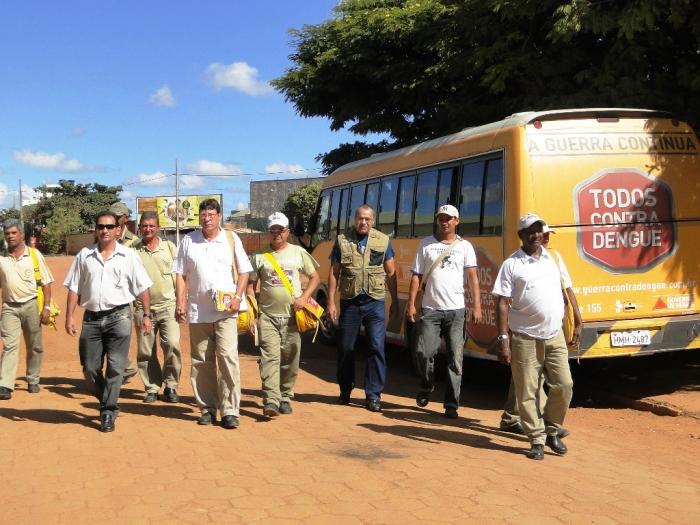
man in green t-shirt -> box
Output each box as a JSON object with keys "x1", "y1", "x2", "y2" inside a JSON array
[{"x1": 248, "y1": 212, "x2": 320, "y2": 417}]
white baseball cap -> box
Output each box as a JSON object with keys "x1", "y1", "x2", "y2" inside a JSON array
[
  {"x1": 267, "y1": 212, "x2": 289, "y2": 229},
  {"x1": 517, "y1": 212, "x2": 545, "y2": 231},
  {"x1": 542, "y1": 224, "x2": 556, "y2": 234},
  {"x1": 435, "y1": 204, "x2": 459, "y2": 219}
]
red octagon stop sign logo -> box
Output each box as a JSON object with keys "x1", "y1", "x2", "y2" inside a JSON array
[{"x1": 574, "y1": 168, "x2": 675, "y2": 272}]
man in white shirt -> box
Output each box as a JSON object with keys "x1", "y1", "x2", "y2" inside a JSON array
[
  {"x1": 406, "y1": 204, "x2": 482, "y2": 419},
  {"x1": 64, "y1": 210, "x2": 153, "y2": 433},
  {"x1": 492, "y1": 213, "x2": 574, "y2": 460},
  {"x1": 174, "y1": 199, "x2": 252, "y2": 430}
]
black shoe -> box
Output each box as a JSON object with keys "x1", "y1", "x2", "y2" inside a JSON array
[
  {"x1": 499, "y1": 421, "x2": 524, "y2": 435},
  {"x1": 162, "y1": 387, "x2": 179, "y2": 403},
  {"x1": 557, "y1": 427, "x2": 570, "y2": 439},
  {"x1": 279, "y1": 401, "x2": 292, "y2": 415},
  {"x1": 27, "y1": 384, "x2": 40, "y2": 394},
  {"x1": 143, "y1": 392, "x2": 158, "y2": 403},
  {"x1": 221, "y1": 415, "x2": 240, "y2": 429},
  {"x1": 526, "y1": 444, "x2": 544, "y2": 460},
  {"x1": 416, "y1": 391, "x2": 430, "y2": 407},
  {"x1": 100, "y1": 413, "x2": 115, "y2": 433},
  {"x1": 0, "y1": 387, "x2": 12, "y2": 400},
  {"x1": 197, "y1": 412, "x2": 216, "y2": 425},
  {"x1": 122, "y1": 368, "x2": 138, "y2": 385},
  {"x1": 444, "y1": 407, "x2": 459, "y2": 419},
  {"x1": 366, "y1": 399, "x2": 382, "y2": 412},
  {"x1": 263, "y1": 403, "x2": 280, "y2": 417},
  {"x1": 545, "y1": 434, "x2": 568, "y2": 455},
  {"x1": 338, "y1": 392, "x2": 351, "y2": 405}
]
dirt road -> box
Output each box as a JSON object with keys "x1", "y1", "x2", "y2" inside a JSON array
[{"x1": 1, "y1": 256, "x2": 698, "y2": 524}]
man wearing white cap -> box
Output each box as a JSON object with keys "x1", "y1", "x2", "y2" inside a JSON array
[
  {"x1": 247, "y1": 212, "x2": 320, "y2": 417},
  {"x1": 406, "y1": 204, "x2": 481, "y2": 418},
  {"x1": 492, "y1": 213, "x2": 574, "y2": 460}
]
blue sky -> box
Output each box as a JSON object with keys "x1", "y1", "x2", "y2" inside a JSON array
[{"x1": 0, "y1": 1, "x2": 363, "y2": 215}]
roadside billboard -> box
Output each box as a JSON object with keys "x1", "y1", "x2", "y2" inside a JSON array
[{"x1": 136, "y1": 194, "x2": 223, "y2": 229}]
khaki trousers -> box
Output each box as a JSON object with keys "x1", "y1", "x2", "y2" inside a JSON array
[
  {"x1": 258, "y1": 313, "x2": 301, "y2": 407},
  {"x1": 0, "y1": 298, "x2": 43, "y2": 389},
  {"x1": 510, "y1": 330, "x2": 573, "y2": 445},
  {"x1": 500, "y1": 373, "x2": 546, "y2": 427},
  {"x1": 135, "y1": 305, "x2": 182, "y2": 393},
  {"x1": 189, "y1": 318, "x2": 240, "y2": 417}
]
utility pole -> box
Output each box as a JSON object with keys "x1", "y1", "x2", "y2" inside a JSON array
[
  {"x1": 18, "y1": 178, "x2": 23, "y2": 229},
  {"x1": 175, "y1": 159, "x2": 180, "y2": 246}
]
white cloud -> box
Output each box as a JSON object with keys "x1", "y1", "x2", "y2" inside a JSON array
[
  {"x1": 13, "y1": 149, "x2": 101, "y2": 173},
  {"x1": 0, "y1": 182, "x2": 16, "y2": 208},
  {"x1": 235, "y1": 201, "x2": 247, "y2": 211},
  {"x1": 179, "y1": 175, "x2": 205, "y2": 189},
  {"x1": 119, "y1": 190, "x2": 138, "y2": 203},
  {"x1": 187, "y1": 159, "x2": 244, "y2": 177},
  {"x1": 264, "y1": 162, "x2": 314, "y2": 176},
  {"x1": 205, "y1": 61, "x2": 273, "y2": 96},
  {"x1": 125, "y1": 171, "x2": 171, "y2": 187},
  {"x1": 149, "y1": 84, "x2": 177, "y2": 107}
]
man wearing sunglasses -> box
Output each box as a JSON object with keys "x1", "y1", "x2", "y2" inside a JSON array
[{"x1": 64, "y1": 210, "x2": 153, "y2": 432}]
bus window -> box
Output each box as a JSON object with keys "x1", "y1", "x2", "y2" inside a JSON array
[
  {"x1": 366, "y1": 182, "x2": 380, "y2": 212},
  {"x1": 349, "y1": 183, "x2": 366, "y2": 220},
  {"x1": 313, "y1": 191, "x2": 331, "y2": 244},
  {"x1": 378, "y1": 177, "x2": 398, "y2": 236},
  {"x1": 397, "y1": 174, "x2": 416, "y2": 237},
  {"x1": 338, "y1": 188, "x2": 350, "y2": 234},
  {"x1": 459, "y1": 160, "x2": 484, "y2": 236},
  {"x1": 329, "y1": 189, "x2": 341, "y2": 240},
  {"x1": 482, "y1": 157, "x2": 504, "y2": 235},
  {"x1": 414, "y1": 170, "x2": 438, "y2": 237},
  {"x1": 437, "y1": 167, "x2": 456, "y2": 207}
]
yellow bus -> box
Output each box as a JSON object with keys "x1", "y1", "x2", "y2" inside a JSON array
[{"x1": 308, "y1": 108, "x2": 700, "y2": 360}]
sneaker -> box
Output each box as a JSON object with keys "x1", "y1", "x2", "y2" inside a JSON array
[
  {"x1": 221, "y1": 415, "x2": 239, "y2": 429},
  {"x1": 143, "y1": 392, "x2": 158, "y2": 403},
  {"x1": 27, "y1": 384, "x2": 40, "y2": 394},
  {"x1": 263, "y1": 403, "x2": 280, "y2": 417},
  {"x1": 197, "y1": 412, "x2": 216, "y2": 425},
  {"x1": 444, "y1": 407, "x2": 459, "y2": 419},
  {"x1": 366, "y1": 399, "x2": 382, "y2": 412},
  {"x1": 162, "y1": 387, "x2": 179, "y2": 403},
  {"x1": 0, "y1": 386, "x2": 12, "y2": 400},
  {"x1": 279, "y1": 401, "x2": 293, "y2": 415}
]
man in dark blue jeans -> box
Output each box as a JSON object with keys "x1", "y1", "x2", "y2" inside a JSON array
[
  {"x1": 327, "y1": 205, "x2": 398, "y2": 412},
  {"x1": 64, "y1": 210, "x2": 153, "y2": 432}
]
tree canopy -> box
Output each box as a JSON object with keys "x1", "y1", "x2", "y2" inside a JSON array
[
  {"x1": 282, "y1": 182, "x2": 321, "y2": 235},
  {"x1": 274, "y1": 0, "x2": 700, "y2": 173}
]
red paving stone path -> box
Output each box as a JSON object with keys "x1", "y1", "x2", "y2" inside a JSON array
[{"x1": 1, "y1": 256, "x2": 699, "y2": 524}]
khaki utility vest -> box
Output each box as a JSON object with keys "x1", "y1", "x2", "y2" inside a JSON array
[{"x1": 337, "y1": 228, "x2": 389, "y2": 301}]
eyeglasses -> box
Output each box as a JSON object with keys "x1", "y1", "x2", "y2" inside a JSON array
[
  {"x1": 269, "y1": 228, "x2": 287, "y2": 235},
  {"x1": 200, "y1": 212, "x2": 219, "y2": 219},
  {"x1": 96, "y1": 224, "x2": 118, "y2": 230}
]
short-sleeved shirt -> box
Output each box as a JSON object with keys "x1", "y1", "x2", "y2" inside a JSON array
[
  {"x1": 491, "y1": 247, "x2": 571, "y2": 339},
  {"x1": 249, "y1": 244, "x2": 320, "y2": 317},
  {"x1": 173, "y1": 228, "x2": 253, "y2": 323},
  {"x1": 64, "y1": 242, "x2": 153, "y2": 312},
  {"x1": 0, "y1": 246, "x2": 54, "y2": 303},
  {"x1": 411, "y1": 236, "x2": 477, "y2": 310},
  {"x1": 329, "y1": 235, "x2": 395, "y2": 262},
  {"x1": 132, "y1": 237, "x2": 177, "y2": 311}
]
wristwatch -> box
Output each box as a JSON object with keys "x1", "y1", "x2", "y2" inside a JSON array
[
  {"x1": 43, "y1": 306, "x2": 51, "y2": 311},
  {"x1": 143, "y1": 312, "x2": 153, "y2": 319},
  {"x1": 233, "y1": 294, "x2": 242, "y2": 301},
  {"x1": 496, "y1": 334, "x2": 509, "y2": 343}
]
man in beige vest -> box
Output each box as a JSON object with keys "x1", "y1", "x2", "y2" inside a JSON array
[
  {"x1": 0, "y1": 220, "x2": 54, "y2": 399},
  {"x1": 327, "y1": 204, "x2": 398, "y2": 412},
  {"x1": 132, "y1": 211, "x2": 182, "y2": 403}
]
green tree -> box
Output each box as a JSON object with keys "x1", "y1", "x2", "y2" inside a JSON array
[
  {"x1": 31, "y1": 180, "x2": 123, "y2": 253},
  {"x1": 282, "y1": 182, "x2": 321, "y2": 235},
  {"x1": 274, "y1": 0, "x2": 700, "y2": 171}
]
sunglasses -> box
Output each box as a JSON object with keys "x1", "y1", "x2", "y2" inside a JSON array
[{"x1": 96, "y1": 224, "x2": 118, "y2": 230}]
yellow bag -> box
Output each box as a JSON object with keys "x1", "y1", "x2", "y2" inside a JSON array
[
  {"x1": 551, "y1": 249, "x2": 576, "y2": 347},
  {"x1": 30, "y1": 248, "x2": 60, "y2": 330},
  {"x1": 237, "y1": 294, "x2": 258, "y2": 334},
  {"x1": 294, "y1": 296, "x2": 324, "y2": 342}
]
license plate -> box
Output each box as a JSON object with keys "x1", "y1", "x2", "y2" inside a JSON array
[{"x1": 610, "y1": 330, "x2": 651, "y2": 347}]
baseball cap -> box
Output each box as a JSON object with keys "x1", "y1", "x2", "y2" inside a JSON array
[
  {"x1": 109, "y1": 202, "x2": 131, "y2": 217},
  {"x1": 517, "y1": 212, "x2": 545, "y2": 231},
  {"x1": 542, "y1": 224, "x2": 556, "y2": 234},
  {"x1": 435, "y1": 204, "x2": 459, "y2": 219},
  {"x1": 268, "y1": 212, "x2": 289, "y2": 229}
]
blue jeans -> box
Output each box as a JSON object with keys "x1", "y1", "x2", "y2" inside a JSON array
[
  {"x1": 415, "y1": 308, "x2": 465, "y2": 408},
  {"x1": 79, "y1": 304, "x2": 133, "y2": 418},
  {"x1": 337, "y1": 296, "x2": 386, "y2": 401}
]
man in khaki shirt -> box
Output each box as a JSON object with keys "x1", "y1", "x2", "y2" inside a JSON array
[
  {"x1": 0, "y1": 219, "x2": 54, "y2": 399},
  {"x1": 132, "y1": 212, "x2": 181, "y2": 403}
]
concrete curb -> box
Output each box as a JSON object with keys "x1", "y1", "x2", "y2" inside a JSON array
[{"x1": 599, "y1": 391, "x2": 688, "y2": 417}]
